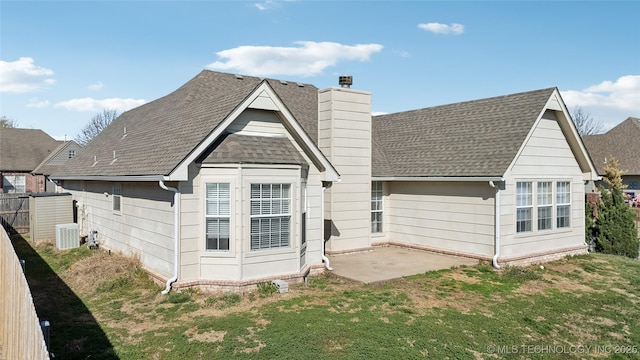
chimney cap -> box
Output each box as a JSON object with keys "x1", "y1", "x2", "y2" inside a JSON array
[{"x1": 339, "y1": 75, "x2": 353, "y2": 88}]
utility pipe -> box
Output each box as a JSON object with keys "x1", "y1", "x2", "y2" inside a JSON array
[
  {"x1": 489, "y1": 181, "x2": 501, "y2": 269},
  {"x1": 321, "y1": 185, "x2": 333, "y2": 270},
  {"x1": 159, "y1": 180, "x2": 180, "y2": 294}
]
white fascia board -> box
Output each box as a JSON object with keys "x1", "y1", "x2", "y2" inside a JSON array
[
  {"x1": 169, "y1": 81, "x2": 340, "y2": 182},
  {"x1": 51, "y1": 175, "x2": 166, "y2": 182},
  {"x1": 373, "y1": 176, "x2": 505, "y2": 182}
]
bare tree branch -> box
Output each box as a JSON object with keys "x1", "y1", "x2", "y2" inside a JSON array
[
  {"x1": 0, "y1": 116, "x2": 19, "y2": 128},
  {"x1": 571, "y1": 106, "x2": 604, "y2": 136},
  {"x1": 75, "y1": 109, "x2": 119, "y2": 146}
]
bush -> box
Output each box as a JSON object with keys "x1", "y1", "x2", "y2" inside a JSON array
[{"x1": 593, "y1": 158, "x2": 639, "y2": 259}]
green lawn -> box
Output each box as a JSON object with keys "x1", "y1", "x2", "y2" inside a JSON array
[{"x1": 11, "y1": 234, "x2": 640, "y2": 360}]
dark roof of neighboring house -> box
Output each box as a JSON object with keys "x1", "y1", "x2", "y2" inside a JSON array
[
  {"x1": 371, "y1": 88, "x2": 556, "y2": 177},
  {"x1": 32, "y1": 141, "x2": 81, "y2": 175},
  {"x1": 582, "y1": 117, "x2": 640, "y2": 175},
  {"x1": 200, "y1": 133, "x2": 307, "y2": 166},
  {"x1": 54, "y1": 71, "x2": 319, "y2": 177},
  {"x1": 0, "y1": 128, "x2": 61, "y2": 172}
]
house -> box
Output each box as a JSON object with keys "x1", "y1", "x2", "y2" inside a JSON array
[
  {"x1": 0, "y1": 128, "x2": 62, "y2": 193},
  {"x1": 582, "y1": 117, "x2": 640, "y2": 198},
  {"x1": 51, "y1": 70, "x2": 598, "y2": 292},
  {"x1": 32, "y1": 140, "x2": 82, "y2": 192}
]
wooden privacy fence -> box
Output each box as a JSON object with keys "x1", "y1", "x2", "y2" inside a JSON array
[
  {"x1": 0, "y1": 193, "x2": 29, "y2": 234},
  {"x1": 0, "y1": 230, "x2": 50, "y2": 360}
]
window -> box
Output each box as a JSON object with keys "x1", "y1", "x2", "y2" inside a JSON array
[
  {"x1": 516, "y1": 180, "x2": 572, "y2": 233},
  {"x1": 2, "y1": 175, "x2": 26, "y2": 193},
  {"x1": 556, "y1": 181, "x2": 571, "y2": 229},
  {"x1": 537, "y1": 182, "x2": 553, "y2": 231},
  {"x1": 112, "y1": 183, "x2": 121, "y2": 212},
  {"x1": 250, "y1": 184, "x2": 291, "y2": 250},
  {"x1": 371, "y1": 181, "x2": 383, "y2": 233},
  {"x1": 205, "y1": 183, "x2": 230, "y2": 251},
  {"x1": 516, "y1": 182, "x2": 533, "y2": 233},
  {"x1": 68, "y1": 150, "x2": 76, "y2": 159},
  {"x1": 629, "y1": 181, "x2": 638, "y2": 190}
]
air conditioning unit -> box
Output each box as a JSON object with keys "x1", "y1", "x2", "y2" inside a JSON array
[{"x1": 55, "y1": 223, "x2": 80, "y2": 250}]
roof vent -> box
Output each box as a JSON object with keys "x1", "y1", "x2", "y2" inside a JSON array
[
  {"x1": 280, "y1": 80, "x2": 288, "y2": 85},
  {"x1": 234, "y1": 74, "x2": 243, "y2": 80},
  {"x1": 339, "y1": 75, "x2": 353, "y2": 88},
  {"x1": 296, "y1": 82, "x2": 304, "y2": 87}
]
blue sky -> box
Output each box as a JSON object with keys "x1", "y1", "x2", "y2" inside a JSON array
[{"x1": 1, "y1": 1, "x2": 639, "y2": 141}]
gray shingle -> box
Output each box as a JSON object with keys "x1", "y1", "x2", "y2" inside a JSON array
[
  {"x1": 372, "y1": 88, "x2": 556, "y2": 177},
  {"x1": 0, "y1": 128, "x2": 61, "y2": 171},
  {"x1": 53, "y1": 71, "x2": 319, "y2": 177},
  {"x1": 582, "y1": 117, "x2": 640, "y2": 175},
  {"x1": 201, "y1": 133, "x2": 308, "y2": 166}
]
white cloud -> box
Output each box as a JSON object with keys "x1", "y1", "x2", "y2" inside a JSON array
[
  {"x1": 88, "y1": 81, "x2": 104, "y2": 90},
  {"x1": 27, "y1": 97, "x2": 50, "y2": 108},
  {"x1": 54, "y1": 97, "x2": 146, "y2": 112},
  {"x1": 561, "y1": 75, "x2": 640, "y2": 131},
  {"x1": 206, "y1": 41, "x2": 384, "y2": 77},
  {"x1": 0, "y1": 57, "x2": 55, "y2": 92},
  {"x1": 418, "y1": 22, "x2": 464, "y2": 35},
  {"x1": 254, "y1": 0, "x2": 279, "y2": 11}
]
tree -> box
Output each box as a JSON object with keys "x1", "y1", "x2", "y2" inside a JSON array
[
  {"x1": 0, "y1": 115, "x2": 19, "y2": 128},
  {"x1": 592, "y1": 157, "x2": 639, "y2": 258},
  {"x1": 75, "y1": 109, "x2": 119, "y2": 146},
  {"x1": 571, "y1": 106, "x2": 603, "y2": 136}
]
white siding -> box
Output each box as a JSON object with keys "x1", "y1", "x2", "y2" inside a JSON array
[
  {"x1": 63, "y1": 180, "x2": 175, "y2": 278},
  {"x1": 319, "y1": 87, "x2": 372, "y2": 252},
  {"x1": 501, "y1": 111, "x2": 587, "y2": 259},
  {"x1": 385, "y1": 181, "x2": 495, "y2": 257},
  {"x1": 226, "y1": 109, "x2": 287, "y2": 136}
]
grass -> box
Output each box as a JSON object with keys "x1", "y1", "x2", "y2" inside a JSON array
[{"x1": 11, "y1": 233, "x2": 640, "y2": 359}]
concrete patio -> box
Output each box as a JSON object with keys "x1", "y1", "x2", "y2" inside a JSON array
[{"x1": 327, "y1": 246, "x2": 480, "y2": 284}]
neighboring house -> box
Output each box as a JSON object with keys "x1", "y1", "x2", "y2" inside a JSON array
[
  {"x1": 51, "y1": 70, "x2": 598, "y2": 292},
  {"x1": 582, "y1": 117, "x2": 640, "y2": 198},
  {"x1": 0, "y1": 128, "x2": 62, "y2": 193},
  {"x1": 32, "y1": 140, "x2": 82, "y2": 192}
]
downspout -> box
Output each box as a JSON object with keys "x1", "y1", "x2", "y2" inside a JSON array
[
  {"x1": 321, "y1": 185, "x2": 333, "y2": 270},
  {"x1": 489, "y1": 181, "x2": 501, "y2": 269},
  {"x1": 159, "y1": 180, "x2": 179, "y2": 294}
]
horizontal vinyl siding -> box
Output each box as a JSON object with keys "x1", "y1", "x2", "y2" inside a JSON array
[
  {"x1": 501, "y1": 111, "x2": 587, "y2": 258},
  {"x1": 226, "y1": 109, "x2": 287, "y2": 136},
  {"x1": 386, "y1": 181, "x2": 495, "y2": 257},
  {"x1": 64, "y1": 180, "x2": 175, "y2": 278}
]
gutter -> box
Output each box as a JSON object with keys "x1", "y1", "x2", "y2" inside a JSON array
[
  {"x1": 321, "y1": 184, "x2": 333, "y2": 270},
  {"x1": 159, "y1": 180, "x2": 180, "y2": 294},
  {"x1": 489, "y1": 180, "x2": 503, "y2": 269},
  {"x1": 51, "y1": 175, "x2": 166, "y2": 182},
  {"x1": 373, "y1": 176, "x2": 504, "y2": 182}
]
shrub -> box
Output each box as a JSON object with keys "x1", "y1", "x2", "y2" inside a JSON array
[{"x1": 593, "y1": 158, "x2": 639, "y2": 259}]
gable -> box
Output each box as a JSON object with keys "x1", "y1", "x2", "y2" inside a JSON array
[{"x1": 508, "y1": 110, "x2": 582, "y2": 177}]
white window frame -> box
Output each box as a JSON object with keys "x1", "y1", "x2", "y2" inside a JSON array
[
  {"x1": 516, "y1": 180, "x2": 572, "y2": 234},
  {"x1": 250, "y1": 183, "x2": 291, "y2": 251},
  {"x1": 112, "y1": 182, "x2": 122, "y2": 213},
  {"x1": 516, "y1": 182, "x2": 533, "y2": 233},
  {"x1": 537, "y1": 181, "x2": 553, "y2": 231},
  {"x1": 2, "y1": 175, "x2": 26, "y2": 193},
  {"x1": 556, "y1": 181, "x2": 571, "y2": 229},
  {"x1": 205, "y1": 183, "x2": 231, "y2": 251},
  {"x1": 371, "y1": 181, "x2": 383, "y2": 233}
]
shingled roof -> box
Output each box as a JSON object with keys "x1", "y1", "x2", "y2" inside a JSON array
[
  {"x1": 372, "y1": 88, "x2": 557, "y2": 177},
  {"x1": 54, "y1": 70, "x2": 319, "y2": 177},
  {"x1": 582, "y1": 117, "x2": 640, "y2": 175},
  {"x1": 0, "y1": 128, "x2": 61, "y2": 172}
]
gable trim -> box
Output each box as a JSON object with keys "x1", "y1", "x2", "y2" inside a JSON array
[
  {"x1": 168, "y1": 81, "x2": 340, "y2": 182},
  {"x1": 504, "y1": 89, "x2": 599, "y2": 181}
]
